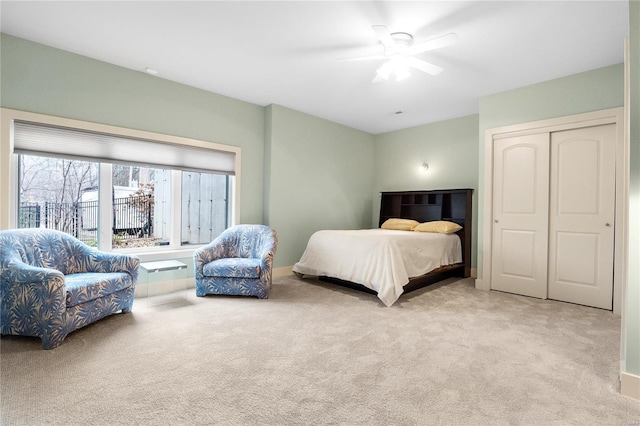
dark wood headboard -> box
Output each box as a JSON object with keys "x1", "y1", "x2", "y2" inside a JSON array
[{"x1": 379, "y1": 189, "x2": 473, "y2": 277}]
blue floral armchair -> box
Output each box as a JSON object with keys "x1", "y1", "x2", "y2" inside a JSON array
[
  {"x1": 0, "y1": 228, "x2": 139, "y2": 349},
  {"x1": 193, "y1": 224, "x2": 277, "y2": 299}
]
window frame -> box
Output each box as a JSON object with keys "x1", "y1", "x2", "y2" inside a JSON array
[{"x1": 1, "y1": 108, "x2": 241, "y2": 261}]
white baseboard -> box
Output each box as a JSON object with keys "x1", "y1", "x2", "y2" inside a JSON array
[{"x1": 621, "y1": 371, "x2": 640, "y2": 400}]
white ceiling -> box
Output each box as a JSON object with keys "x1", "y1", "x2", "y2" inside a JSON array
[{"x1": 0, "y1": 1, "x2": 629, "y2": 134}]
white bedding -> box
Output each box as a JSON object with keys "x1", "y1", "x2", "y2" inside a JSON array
[{"x1": 292, "y1": 229, "x2": 462, "y2": 306}]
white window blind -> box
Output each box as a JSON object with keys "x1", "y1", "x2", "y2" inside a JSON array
[{"x1": 13, "y1": 121, "x2": 236, "y2": 175}]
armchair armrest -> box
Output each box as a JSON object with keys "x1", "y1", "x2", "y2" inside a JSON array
[
  {"x1": 1, "y1": 260, "x2": 67, "y2": 314},
  {"x1": 193, "y1": 242, "x2": 226, "y2": 279},
  {"x1": 258, "y1": 247, "x2": 275, "y2": 266},
  {"x1": 192, "y1": 229, "x2": 239, "y2": 277},
  {"x1": 3, "y1": 260, "x2": 65, "y2": 286},
  {"x1": 258, "y1": 248, "x2": 275, "y2": 281}
]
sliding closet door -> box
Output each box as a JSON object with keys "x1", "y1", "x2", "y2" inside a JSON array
[
  {"x1": 547, "y1": 124, "x2": 616, "y2": 309},
  {"x1": 491, "y1": 134, "x2": 549, "y2": 298}
]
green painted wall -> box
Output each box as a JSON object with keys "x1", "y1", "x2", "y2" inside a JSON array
[
  {"x1": 625, "y1": 0, "x2": 640, "y2": 377},
  {"x1": 373, "y1": 114, "x2": 479, "y2": 268},
  {"x1": 476, "y1": 63, "x2": 624, "y2": 280},
  {"x1": 479, "y1": 64, "x2": 624, "y2": 132},
  {"x1": 0, "y1": 34, "x2": 266, "y2": 224},
  {"x1": 266, "y1": 104, "x2": 375, "y2": 267}
]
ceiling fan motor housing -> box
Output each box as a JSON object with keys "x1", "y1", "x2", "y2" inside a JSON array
[{"x1": 386, "y1": 32, "x2": 414, "y2": 56}]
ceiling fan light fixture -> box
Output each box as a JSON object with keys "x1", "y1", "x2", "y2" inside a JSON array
[
  {"x1": 391, "y1": 56, "x2": 411, "y2": 81},
  {"x1": 376, "y1": 61, "x2": 393, "y2": 80},
  {"x1": 395, "y1": 68, "x2": 411, "y2": 81},
  {"x1": 376, "y1": 55, "x2": 411, "y2": 82}
]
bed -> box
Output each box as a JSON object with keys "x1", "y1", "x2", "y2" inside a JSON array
[{"x1": 292, "y1": 189, "x2": 473, "y2": 306}]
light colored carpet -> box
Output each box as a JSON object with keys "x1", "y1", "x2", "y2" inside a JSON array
[{"x1": 1, "y1": 276, "x2": 638, "y2": 425}]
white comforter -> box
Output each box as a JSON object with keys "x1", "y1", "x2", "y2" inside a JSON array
[{"x1": 292, "y1": 229, "x2": 462, "y2": 306}]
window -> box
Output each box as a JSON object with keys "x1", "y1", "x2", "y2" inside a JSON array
[
  {"x1": 6, "y1": 109, "x2": 240, "y2": 254},
  {"x1": 110, "y1": 166, "x2": 170, "y2": 249}
]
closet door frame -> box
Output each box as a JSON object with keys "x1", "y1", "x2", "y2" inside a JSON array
[{"x1": 478, "y1": 107, "x2": 627, "y2": 314}]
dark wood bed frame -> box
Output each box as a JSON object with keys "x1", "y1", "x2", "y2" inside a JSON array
[{"x1": 319, "y1": 188, "x2": 474, "y2": 297}]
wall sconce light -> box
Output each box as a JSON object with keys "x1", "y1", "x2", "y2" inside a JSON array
[{"x1": 421, "y1": 162, "x2": 429, "y2": 171}]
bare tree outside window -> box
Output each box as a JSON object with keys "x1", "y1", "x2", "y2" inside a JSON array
[{"x1": 19, "y1": 155, "x2": 99, "y2": 244}]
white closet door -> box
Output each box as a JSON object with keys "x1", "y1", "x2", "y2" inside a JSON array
[
  {"x1": 491, "y1": 134, "x2": 549, "y2": 298},
  {"x1": 548, "y1": 124, "x2": 616, "y2": 309}
]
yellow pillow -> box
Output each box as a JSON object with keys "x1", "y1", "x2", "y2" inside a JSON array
[
  {"x1": 413, "y1": 221, "x2": 462, "y2": 234},
  {"x1": 381, "y1": 218, "x2": 420, "y2": 231}
]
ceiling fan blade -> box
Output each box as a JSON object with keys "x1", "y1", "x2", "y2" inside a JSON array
[
  {"x1": 371, "y1": 25, "x2": 394, "y2": 48},
  {"x1": 411, "y1": 32, "x2": 460, "y2": 54},
  {"x1": 405, "y1": 57, "x2": 443, "y2": 76}
]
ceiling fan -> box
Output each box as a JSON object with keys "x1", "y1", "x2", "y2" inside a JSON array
[{"x1": 342, "y1": 25, "x2": 459, "y2": 82}]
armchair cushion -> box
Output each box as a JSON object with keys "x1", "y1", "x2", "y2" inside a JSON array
[
  {"x1": 64, "y1": 272, "x2": 136, "y2": 307},
  {"x1": 202, "y1": 258, "x2": 261, "y2": 279}
]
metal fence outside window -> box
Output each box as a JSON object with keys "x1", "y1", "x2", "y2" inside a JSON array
[
  {"x1": 18, "y1": 195, "x2": 153, "y2": 245},
  {"x1": 19, "y1": 203, "x2": 40, "y2": 228}
]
